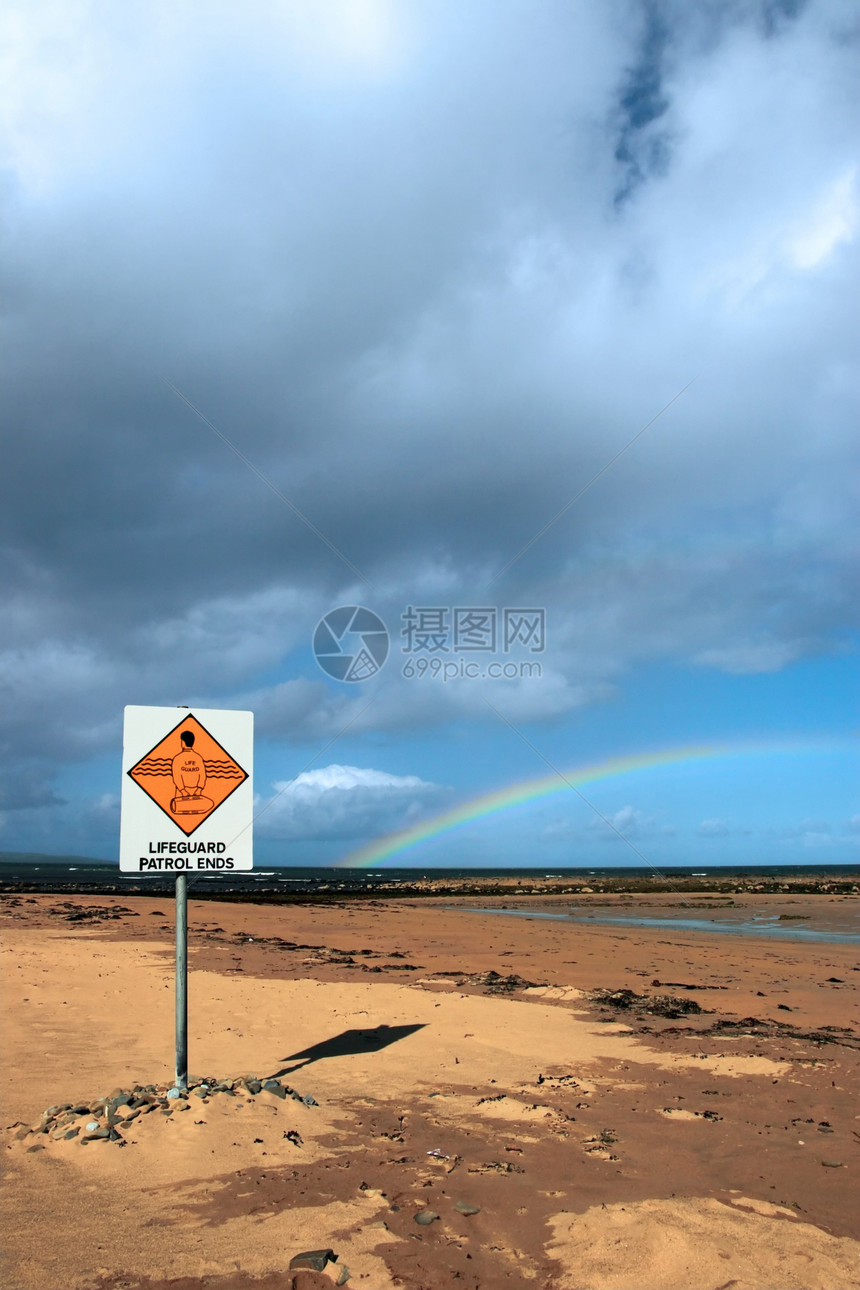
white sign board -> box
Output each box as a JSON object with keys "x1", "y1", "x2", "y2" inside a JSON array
[{"x1": 120, "y1": 706, "x2": 253, "y2": 872}]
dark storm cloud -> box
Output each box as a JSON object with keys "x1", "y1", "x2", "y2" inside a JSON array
[
  {"x1": 1, "y1": 0, "x2": 858, "y2": 815},
  {"x1": 612, "y1": 1, "x2": 672, "y2": 205},
  {"x1": 0, "y1": 765, "x2": 66, "y2": 811}
]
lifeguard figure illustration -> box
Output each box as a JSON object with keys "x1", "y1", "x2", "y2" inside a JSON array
[{"x1": 170, "y1": 731, "x2": 214, "y2": 817}]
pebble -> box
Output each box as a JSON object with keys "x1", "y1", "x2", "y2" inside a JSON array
[
  {"x1": 288, "y1": 1249, "x2": 337, "y2": 1272},
  {"x1": 454, "y1": 1201, "x2": 481, "y2": 1216},
  {"x1": 336, "y1": 1265, "x2": 351, "y2": 1286},
  {"x1": 414, "y1": 1210, "x2": 440, "y2": 1226},
  {"x1": 82, "y1": 1127, "x2": 111, "y2": 1143},
  {"x1": 262, "y1": 1080, "x2": 286, "y2": 1099},
  {"x1": 166, "y1": 1087, "x2": 182, "y2": 1100},
  {"x1": 85, "y1": 1121, "x2": 100, "y2": 1132},
  {"x1": 245, "y1": 1080, "x2": 262, "y2": 1095},
  {"x1": 821, "y1": 1160, "x2": 845, "y2": 1168},
  {"x1": 303, "y1": 1094, "x2": 318, "y2": 1107}
]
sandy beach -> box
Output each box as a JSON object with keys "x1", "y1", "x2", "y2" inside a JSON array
[{"x1": 2, "y1": 888, "x2": 859, "y2": 1290}]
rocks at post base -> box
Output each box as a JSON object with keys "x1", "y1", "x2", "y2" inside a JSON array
[{"x1": 7, "y1": 1074, "x2": 318, "y2": 1150}]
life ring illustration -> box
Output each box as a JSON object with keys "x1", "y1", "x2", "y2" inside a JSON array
[{"x1": 170, "y1": 796, "x2": 215, "y2": 815}]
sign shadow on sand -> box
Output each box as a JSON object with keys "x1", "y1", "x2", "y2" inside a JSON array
[{"x1": 275, "y1": 1023, "x2": 427, "y2": 1074}]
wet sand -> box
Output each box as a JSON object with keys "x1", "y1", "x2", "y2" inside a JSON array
[{"x1": 2, "y1": 889, "x2": 859, "y2": 1290}]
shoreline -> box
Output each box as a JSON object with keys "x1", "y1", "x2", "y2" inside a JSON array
[{"x1": 2, "y1": 867, "x2": 859, "y2": 903}]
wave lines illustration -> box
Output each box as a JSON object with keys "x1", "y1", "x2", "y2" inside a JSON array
[{"x1": 132, "y1": 758, "x2": 245, "y2": 778}]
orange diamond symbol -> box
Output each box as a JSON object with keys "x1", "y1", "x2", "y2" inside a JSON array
[{"x1": 127, "y1": 714, "x2": 248, "y2": 836}]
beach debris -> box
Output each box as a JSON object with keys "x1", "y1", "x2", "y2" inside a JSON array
[
  {"x1": 288, "y1": 1248, "x2": 337, "y2": 1272},
  {"x1": 582, "y1": 1132, "x2": 620, "y2": 1160},
  {"x1": 593, "y1": 987, "x2": 704, "y2": 1019},
  {"x1": 50, "y1": 902, "x2": 139, "y2": 924},
  {"x1": 661, "y1": 1108, "x2": 722, "y2": 1122},
  {"x1": 644, "y1": 1015, "x2": 860, "y2": 1049},
  {"x1": 433, "y1": 969, "x2": 543, "y2": 994},
  {"x1": 414, "y1": 1209, "x2": 440, "y2": 1225},
  {"x1": 467, "y1": 1159, "x2": 524, "y2": 1175}
]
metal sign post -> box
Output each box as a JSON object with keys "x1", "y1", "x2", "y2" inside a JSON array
[
  {"x1": 175, "y1": 873, "x2": 188, "y2": 1089},
  {"x1": 119, "y1": 705, "x2": 253, "y2": 1087}
]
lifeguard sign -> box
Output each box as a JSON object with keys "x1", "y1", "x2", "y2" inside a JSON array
[
  {"x1": 120, "y1": 705, "x2": 253, "y2": 1090},
  {"x1": 120, "y1": 706, "x2": 253, "y2": 872}
]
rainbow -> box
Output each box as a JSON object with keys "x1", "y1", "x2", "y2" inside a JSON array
[{"x1": 335, "y1": 740, "x2": 840, "y2": 868}]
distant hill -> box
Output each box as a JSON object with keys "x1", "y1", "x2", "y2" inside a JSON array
[{"x1": 0, "y1": 851, "x2": 112, "y2": 866}]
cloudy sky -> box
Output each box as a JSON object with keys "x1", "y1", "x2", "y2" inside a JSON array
[{"x1": 2, "y1": 0, "x2": 858, "y2": 868}]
